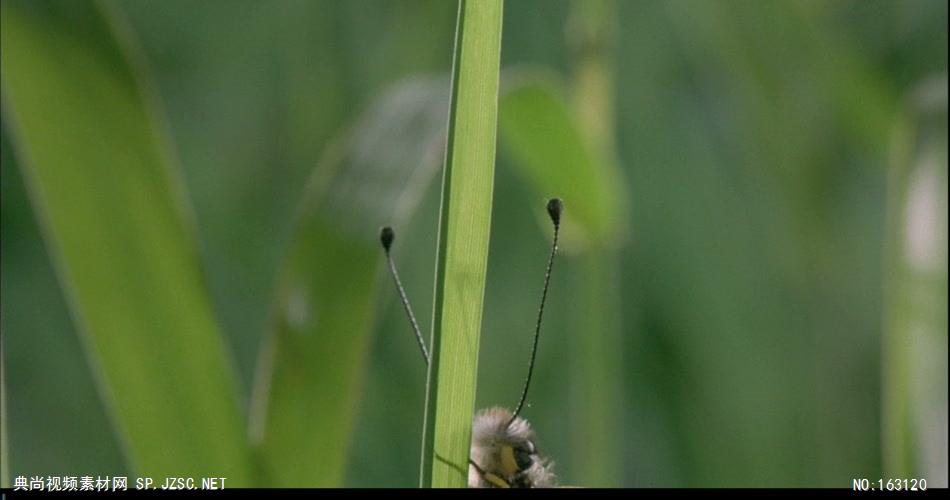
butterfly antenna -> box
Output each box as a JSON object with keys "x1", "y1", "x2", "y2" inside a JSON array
[
  {"x1": 508, "y1": 198, "x2": 562, "y2": 427},
  {"x1": 380, "y1": 226, "x2": 430, "y2": 366}
]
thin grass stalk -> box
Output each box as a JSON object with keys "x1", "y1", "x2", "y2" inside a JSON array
[
  {"x1": 420, "y1": 0, "x2": 504, "y2": 488},
  {"x1": 568, "y1": 0, "x2": 624, "y2": 486}
]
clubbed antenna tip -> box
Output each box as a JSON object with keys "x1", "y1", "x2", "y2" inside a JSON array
[
  {"x1": 380, "y1": 226, "x2": 395, "y2": 252},
  {"x1": 508, "y1": 196, "x2": 563, "y2": 427},
  {"x1": 379, "y1": 224, "x2": 430, "y2": 366},
  {"x1": 546, "y1": 198, "x2": 563, "y2": 227}
]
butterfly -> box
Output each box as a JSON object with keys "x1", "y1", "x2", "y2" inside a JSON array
[{"x1": 380, "y1": 198, "x2": 563, "y2": 488}]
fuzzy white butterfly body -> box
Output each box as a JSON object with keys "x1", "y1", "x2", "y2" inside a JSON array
[{"x1": 468, "y1": 407, "x2": 557, "y2": 488}]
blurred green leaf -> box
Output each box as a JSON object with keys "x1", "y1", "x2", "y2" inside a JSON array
[
  {"x1": 499, "y1": 75, "x2": 627, "y2": 251},
  {"x1": 0, "y1": 0, "x2": 251, "y2": 482},
  {"x1": 499, "y1": 67, "x2": 628, "y2": 486},
  {"x1": 249, "y1": 75, "x2": 449, "y2": 487},
  {"x1": 422, "y1": 0, "x2": 503, "y2": 488}
]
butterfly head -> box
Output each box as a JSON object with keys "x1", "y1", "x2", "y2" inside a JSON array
[{"x1": 468, "y1": 407, "x2": 556, "y2": 488}]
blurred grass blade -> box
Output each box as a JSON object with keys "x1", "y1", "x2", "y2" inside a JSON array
[
  {"x1": 1, "y1": 0, "x2": 251, "y2": 481},
  {"x1": 499, "y1": 76, "x2": 627, "y2": 251},
  {"x1": 421, "y1": 0, "x2": 503, "y2": 488},
  {"x1": 883, "y1": 75, "x2": 948, "y2": 483},
  {"x1": 1, "y1": 336, "x2": 8, "y2": 488},
  {"x1": 565, "y1": 1, "x2": 625, "y2": 487},
  {"x1": 499, "y1": 69, "x2": 629, "y2": 488},
  {"x1": 249, "y1": 76, "x2": 449, "y2": 487}
]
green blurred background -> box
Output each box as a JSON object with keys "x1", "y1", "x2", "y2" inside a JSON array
[{"x1": 1, "y1": 0, "x2": 947, "y2": 488}]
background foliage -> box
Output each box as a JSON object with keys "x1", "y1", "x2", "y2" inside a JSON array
[{"x1": 2, "y1": 0, "x2": 946, "y2": 488}]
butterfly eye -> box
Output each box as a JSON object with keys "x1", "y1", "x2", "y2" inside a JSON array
[{"x1": 514, "y1": 447, "x2": 534, "y2": 471}]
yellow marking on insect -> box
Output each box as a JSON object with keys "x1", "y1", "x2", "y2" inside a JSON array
[
  {"x1": 500, "y1": 445, "x2": 519, "y2": 476},
  {"x1": 484, "y1": 472, "x2": 510, "y2": 489}
]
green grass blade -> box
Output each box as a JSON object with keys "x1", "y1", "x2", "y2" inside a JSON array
[
  {"x1": 421, "y1": 0, "x2": 503, "y2": 488},
  {"x1": 1, "y1": 0, "x2": 251, "y2": 482},
  {"x1": 249, "y1": 76, "x2": 449, "y2": 487}
]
